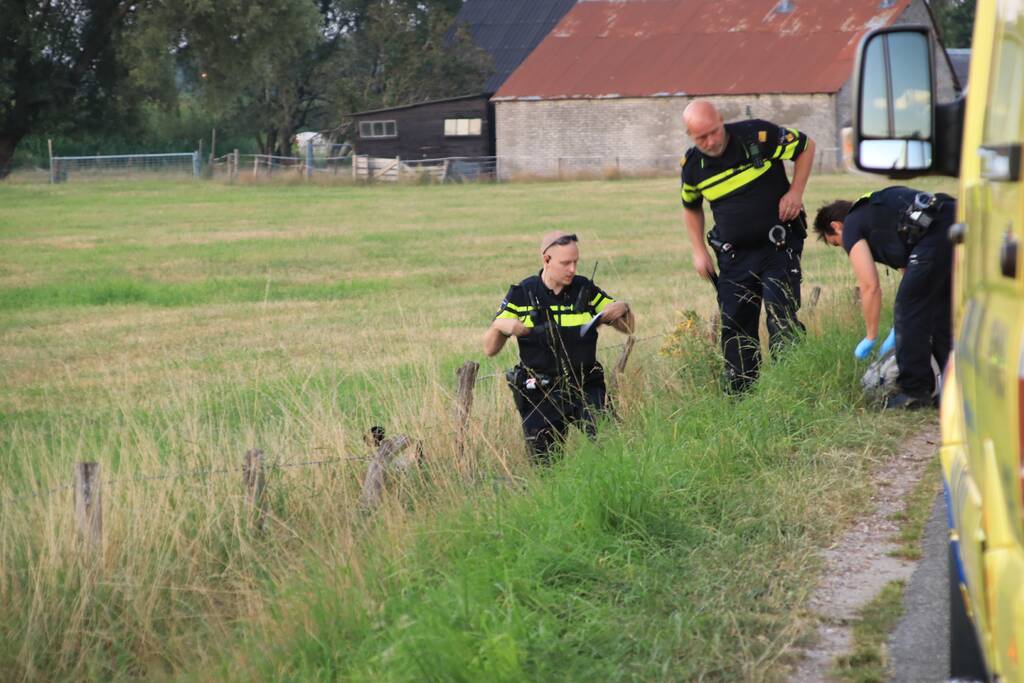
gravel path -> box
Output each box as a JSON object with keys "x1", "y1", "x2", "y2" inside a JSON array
[{"x1": 789, "y1": 424, "x2": 940, "y2": 682}]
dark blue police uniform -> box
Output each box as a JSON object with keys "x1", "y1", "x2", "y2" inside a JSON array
[
  {"x1": 681, "y1": 119, "x2": 809, "y2": 393},
  {"x1": 494, "y1": 273, "x2": 615, "y2": 462},
  {"x1": 841, "y1": 186, "x2": 955, "y2": 398}
]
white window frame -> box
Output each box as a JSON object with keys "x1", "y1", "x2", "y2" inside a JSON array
[
  {"x1": 444, "y1": 117, "x2": 483, "y2": 137},
  {"x1": 360, "y1": 120, "x2": 398, "y2": 139}
]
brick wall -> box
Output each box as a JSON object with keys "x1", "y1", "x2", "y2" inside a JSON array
[{"x1": 495, "y1": 93, "x2": 840, "y2": 179}]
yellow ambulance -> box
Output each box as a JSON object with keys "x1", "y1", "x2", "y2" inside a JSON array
[{"x1": 852, "y1": 2, "x2": 1024, "y2": 680}]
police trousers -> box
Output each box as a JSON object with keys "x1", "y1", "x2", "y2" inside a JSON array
[
  {"x1": 715, "y1": 239, "x2": 804, "y2": 394},
  {"x1": 894, "y1": 217, "x2": 954, "y2": 397},
  {"x1": 508, "y1": 368, "x2": 606, "y2": 465}
]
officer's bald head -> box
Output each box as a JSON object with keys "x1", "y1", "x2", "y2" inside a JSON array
[{"x1": 684, "y1": 100, "x2": 728, "y2": 157}]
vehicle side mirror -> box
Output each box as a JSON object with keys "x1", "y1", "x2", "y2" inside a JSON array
[{"x1": 853, "y1": 26, "x2": 935, "y2": 175}]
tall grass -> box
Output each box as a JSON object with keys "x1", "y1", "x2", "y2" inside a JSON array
[{"x1": 0, "y1": 176, "x2": 950, "y2": 680}]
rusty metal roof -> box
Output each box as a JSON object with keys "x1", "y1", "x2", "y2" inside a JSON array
[{"x1": 493, "y1": 0, "x2": 915, "y2": 100}]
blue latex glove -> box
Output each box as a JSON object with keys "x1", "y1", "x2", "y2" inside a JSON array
[
  {"x1": 854, "y1": 336, "x2": 876, "y2": 359},
  {"x1": 878, "y1": 328, "x2": 895, "y2": 356}
]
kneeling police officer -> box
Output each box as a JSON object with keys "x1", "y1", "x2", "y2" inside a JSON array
[
  {"x1": 484, "y1": 231, "x2": 635, "y2": 463},
  {"x1": 814, "y1": 186, "x2": 956, "y2": 409}
]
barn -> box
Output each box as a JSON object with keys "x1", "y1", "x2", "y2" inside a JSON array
[
  {"x1": 347, "y1": 0, "x2": 576, "y2": 164},
  {"x1": 492, "y1": 0, "x2": 960, "y2": 178}
]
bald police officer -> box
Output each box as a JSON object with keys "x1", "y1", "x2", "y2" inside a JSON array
[
  {"x1": 681, "y1": 100, "x2": 815, "y2": 394},
  {"x1": 484, "y1": 231, "x2": 635, "y2": 462}
]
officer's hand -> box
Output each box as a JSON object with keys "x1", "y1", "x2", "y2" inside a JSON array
[
  {"x1": 492, "y1": 318, "x2": 528, "y2": 338},
  {"x1": 854, "y1": 336, "x2": 876, "y2": 360},
  {"x1": 778, "y1": 190, "x2": 803, "y2": 222},
  {"x1": 692, "y1": 248, "x2": 716, "y2": 280},
  {"x1": 601, "y1": 301, "x2": 629, "y2": 323},
  {"x1": 878, "y1": 328, "x2": 895, "y2": 356}
]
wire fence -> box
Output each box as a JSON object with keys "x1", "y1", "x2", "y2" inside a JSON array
[
  {"x1": 39, "y1": 145, "x2": 842, "y2": 184},
  {"x1": 50, "y1": 152, "x2": 199, "y2": 182}
]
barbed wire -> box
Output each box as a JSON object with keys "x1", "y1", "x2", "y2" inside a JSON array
[
  {"x1": 2, "y1": 324, "x2": 708, "y2": 506},
  {"x1": 0, "y1": 449, "x2": 382, "y2": 506}
]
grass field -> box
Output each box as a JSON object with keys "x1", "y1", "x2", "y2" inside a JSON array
[{"x1": 1, "y1": 174, "x2": 953, "y2": 680}]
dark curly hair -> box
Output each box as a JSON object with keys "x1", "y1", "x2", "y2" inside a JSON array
[{"x1": 812, "y1": 200, "x2": 854, "y2": 242}]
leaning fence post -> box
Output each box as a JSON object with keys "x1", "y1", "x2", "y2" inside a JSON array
[
  {"x1": 243, "y1": 448, "x2": 267, "y2": 531},
  {"x1": 808, "y1": 285, "x2": 822, "y2": 308},
  {"x1": 454, "y1": 361, "x2": 480, "y2": 473},
  {"x1": 609, "y1": 335, "x2": 636, "y2": 393},
  {"x1": 74, "y1": 462, "x2": 102, "y2": 552},
  {"x1": 360, "y1": 432, "x2": 414, "y2": 511}
]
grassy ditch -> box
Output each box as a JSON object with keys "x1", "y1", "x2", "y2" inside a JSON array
[{"x1": 202, "y1": 321, "x2": 931, "y2": 682}]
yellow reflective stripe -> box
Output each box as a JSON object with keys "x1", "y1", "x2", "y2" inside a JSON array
[
  {"x1": 681, "y1": 184, "x2": 701, "y2": 203},
  {"x1": 551, "y1": 313, "x2": 593, "y2": 327},
  {"x1": 770, "y1": 128, "x2": 802, "y2": 160},
  {"x1": 700, "y1": 162, "x2": 773, "y2": 201},
  {"x1": 591, "y1": 293, "x2": 613, "y2": 313},
  {"x1": 496, "y1": 311, "x2": 523, "y2": 321},
  {"x1": 696, "y1": 165, "x2": 742, "y2": 190},
  {"x1": 859, "y1": 191, "x2": 873, "y2": 200},
  {"x1": 504, "y1": 303, "x2": 533, "y2": 313}
]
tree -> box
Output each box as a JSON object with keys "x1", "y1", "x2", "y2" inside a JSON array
[
  {"x1": 0, "y1": 0, "x2": 138, "y2": 177},
  {"x1": 323, "y1": 0, "x2": 492, "y2": 133},
  {"x1": 929, "y1": 0, "x2": 976, "y2": 49},
  {"x1": 0, "y1": 0, "x2": 491, "y2": 173}
]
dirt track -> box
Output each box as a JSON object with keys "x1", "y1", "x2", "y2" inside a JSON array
[{"x1": 790, "y1": 424, "x2": 940, "y2": 682}]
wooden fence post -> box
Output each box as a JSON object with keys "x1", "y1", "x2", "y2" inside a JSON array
[
  {"x1": 233, "y1": 149, "x2": 240, "y2": 180},
  {"x1": 243, "y1": 448, "x2": 267, "y2": 531},
  {"x1": 609, "y1": 335, "x2": 636, "y2": 392},
  {"x1": 808, "y1": 285, "x2": 822, "y2": 308},
  {"x1": 74, "y1": 462, "x2": 102, "y2": 552},
  {"x1": 454, "y1": 361, "x2": 479, "y2": 473}
]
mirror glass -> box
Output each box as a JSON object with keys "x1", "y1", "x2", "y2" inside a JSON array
[
  {"x1": 860, "y1": 36, "x2": 890, "y2": 138},
  {"x1": 859, "y1": 31, "x2": 932, "y2": 139},
  {"x1": 889, "y1": 32, "x2": 932, "y2": 137},
  {"x1": 858, "y1": 139, "x2": 932, "y2": 171}
]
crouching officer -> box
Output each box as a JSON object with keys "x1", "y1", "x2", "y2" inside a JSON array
[
  {"x1": 813, "y1": 187, "x2": 956, "y2": 409},
  {"x1": 483, "y1": 231, "x2": 635, "y2": 463},
  {"x1": 681, "y1": 100, "x2": 815, "y2": 394}
]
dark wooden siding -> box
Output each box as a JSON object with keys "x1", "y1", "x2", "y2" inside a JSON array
[{"x1": 352, "y1": 96, "x2": 493, "y2": 159}]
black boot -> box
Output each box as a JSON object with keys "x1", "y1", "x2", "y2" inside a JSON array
[{"x1": 882, "y1": 392, "x2": 931, "y2": 411}]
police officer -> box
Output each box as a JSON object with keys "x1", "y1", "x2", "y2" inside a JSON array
[
  {"x1": 681, "y1": 100, "x2": 816, "y2": 394},
  {"x1": 484, "y1": 231, "x2": 635, "y2": 462},
  {"x1": 813, "y1": 186, "x2": 955, "y2": 409}
]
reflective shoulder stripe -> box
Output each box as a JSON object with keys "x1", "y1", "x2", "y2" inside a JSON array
[
  {"x1": 592, "y1": 293, "x2": 614, "y2": 313},
  {"x1": 504, "y1": 302, "x2": 533, "y2": 314},
  {"x1": 772, "y1": 128, "x2": 802, "y2": 160},
  {"x1": 849, "y1": 191, "x2": 873, "y2": 212},
  {"x1": 700, "y1": 162, "x2": 773, "y2": 202},
  {"x1": 681, "y1": 183, "x2": 701, "y2": 203},
  {"x1": 496, "y1": 310, "x2": 523, "y2": 322}
]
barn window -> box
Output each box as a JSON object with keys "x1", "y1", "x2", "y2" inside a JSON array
[
  {"x1": 444, "y1": 118, "x2": 482, "y2": 137},
  {"x1": 359, "y1": 120, "x2": 397, "y2": 138}
]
